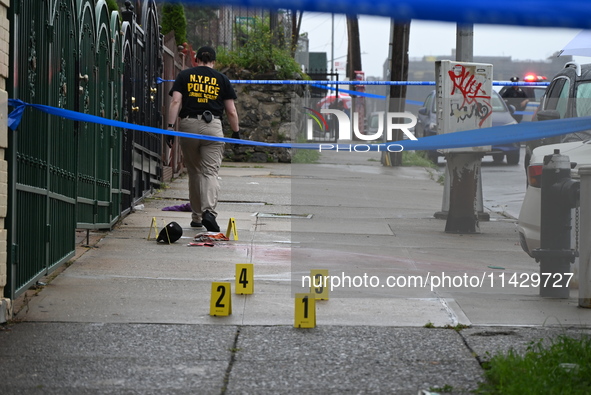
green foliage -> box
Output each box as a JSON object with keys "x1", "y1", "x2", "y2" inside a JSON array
[
  {"x1": 401, "y1": 151, "x2": 437, "y2": 168},
  {"x1": 215, "y1": 17, "x2": 304, "y2": 79},
  {"x1": 478, "y1": 335, "x2": 591, "y2": 394},
  {"x1": 429, "y1": 384, "x2": 454, "y2": 393},
  {"x1": 161, "y1": 3, "x2": 187, "y2": 46},
  {"x1": 106, "y1": 0, "x2": 119, "y2": 14}
]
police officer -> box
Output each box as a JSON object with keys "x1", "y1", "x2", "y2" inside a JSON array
[
  {"x1": 501, "y1": 76, "x2": 529, "y2": 123},
  {"x1": 167, "y1": 46, "x2": 240, "y2": 232}
]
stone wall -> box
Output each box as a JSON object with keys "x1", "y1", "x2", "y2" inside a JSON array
[{"x1": 223, "y1": 70, "x2": 305, "y2": 163}]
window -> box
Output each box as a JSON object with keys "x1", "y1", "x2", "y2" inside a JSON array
[
  {"x1": 423, "y1": 92, "x2": 434, "y2": 114},
  {"x1": 576, "y1": 82, "x2": 591, "y2": 117},
  {"x1": 544, "y1": 77, "x2": 570, "y2": 118},
  {"x1": 491, "y1": 92, "x2": 506, "y2": 112}
]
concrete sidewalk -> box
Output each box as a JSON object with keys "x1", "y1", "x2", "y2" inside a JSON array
[{"x1": 2, "y1": 150, "x2": 591, "y2": 394}]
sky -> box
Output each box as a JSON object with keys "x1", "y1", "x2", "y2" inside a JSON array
[{"x1": 300, "y1": 13, "x2": 584, "y2": 79}]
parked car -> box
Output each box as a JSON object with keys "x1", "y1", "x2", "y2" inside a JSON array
[
  {"x1": 498, "y1": 74, "x2": 547, "y2": 123},
  {"x1": 517, "y1": 139, "x2": 590, "y2": 257},
  {"x1": 366, "y1": 111, "x2": 416, "y2": 140},
  {"x1": 415, "y1": 90, "x2": 521, "y2": 164},
  {"x1": 524, "y1": 62, "x2": 591, "y2": 170}
]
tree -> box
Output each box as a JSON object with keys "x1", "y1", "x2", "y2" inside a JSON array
[
  {"x1": 387, "y1": 21, "x2": 411, "y2": 166},
  {"x1": 216, "y1": 16, "x2": 304, "y2": 79},
  {"x1": 161, "y1": 3, "x2": 187, "y2": 46},
  {"x1": 184, "y1": 6, "x2": 219, "y2": 48},
  {"x1": 289, "y1": 10, "x2": 303, "y2": 58}
]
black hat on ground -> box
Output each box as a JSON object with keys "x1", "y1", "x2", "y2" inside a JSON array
[{"x1": 157, "y1": 221, "x2": 183, "y2": 243}]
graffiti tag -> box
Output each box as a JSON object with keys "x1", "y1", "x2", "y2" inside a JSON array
[{"x1": 448, "y1": 65, "x2": 492, "y2": 127}]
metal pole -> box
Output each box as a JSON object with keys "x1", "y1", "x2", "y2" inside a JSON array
[
  {"x1": 442, "y1": 23, "x2": 485, "y2": 232},
  {"x1": 444, "y1": 153, "x2": 481, "y2": 233},
  {"x1": 579, "y1": 166, "x2": 591, "y2": 307},
  {"x1": 331, "y1": 14, "x2": 334, "y2": 75},
  {"x1": 455, "y1": 24, "x2": 473, "y2": 63}
]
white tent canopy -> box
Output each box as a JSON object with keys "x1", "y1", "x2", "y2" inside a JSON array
[{"x1": 559, "y1": 30, "x2": 591, "y2": 57}]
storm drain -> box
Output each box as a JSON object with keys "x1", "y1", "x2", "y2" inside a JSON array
[{"x1": 254, "y1": 212, "x2": 312, "y2": 219}]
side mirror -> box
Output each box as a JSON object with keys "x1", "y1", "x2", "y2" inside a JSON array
[
  {"x1": 536, "y1": 109, "x2": 561, "y2": 121},
  {"x1": 418, "y1": 107, "x2": 428, "y2": 116}
]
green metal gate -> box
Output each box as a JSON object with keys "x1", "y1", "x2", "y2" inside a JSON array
[
  {"x1": 121, "y1": 1, "x2": 162, "y2": 209},
  {"x1": 7, "y1": 0, "x2": 162, "y2": 300},
  {"x1": 8, "y1": 0, "x2": 79, "y2": 299},
  {"x1": 76, "y1": 0, "x2": 113, "y2": 229},
  {"x1": 110, "y1": 12, "x2": 123, "y2": 225}
]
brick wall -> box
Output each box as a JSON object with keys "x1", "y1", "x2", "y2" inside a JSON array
[{"x1": 0, "y1": 0, "x2": 10, "y2": 322}]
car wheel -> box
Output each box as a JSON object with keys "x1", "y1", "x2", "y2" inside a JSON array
[
  {"x1": 507, "y1": 151, "x2": 520, "y2": 165},
  {"x1": 415, "y1": 125, "x2": 424, "y2": 139},
  {"x1": 492, "y1": 153, "x2": 505, "y2": 163}
]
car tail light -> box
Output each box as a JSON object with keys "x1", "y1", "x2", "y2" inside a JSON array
[{"x1": 528, "y1": 164, "x2": 543, "y2": 187}]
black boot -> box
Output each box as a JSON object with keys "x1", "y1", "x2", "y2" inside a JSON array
[{"x1": 202, "y1": 211, "x2": 220, "y2": 232}]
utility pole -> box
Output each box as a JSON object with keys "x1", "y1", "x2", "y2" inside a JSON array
[
  {"x1": 441, "y1": 23, "x2": 487, "y2": 233},
  {"x1": 386, "y1": 20, "x2": 410, "y2": 166},
  {"x1": 346, "y1": 15, "x2": 362, "y2": 80},
  {"x1": 290, "y1": 10, "x2": 303, "y2": 57},
  {"x1": 331, "y1": 14, "x2": 337, "y2": 97}
]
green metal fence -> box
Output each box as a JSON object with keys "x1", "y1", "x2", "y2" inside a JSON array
[
  {"x1": 76, "y1": 0, "x2": 114, "y2": 229},
  {"x1": 9, "y1": 0, "x2": 80, "y2": 299},
  {"x1": 7, "y1": 0, "x2": 162, "y2": 300}
]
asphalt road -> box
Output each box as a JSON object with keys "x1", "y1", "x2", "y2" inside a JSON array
[{"x1": 481, "y1": 147, "x2": 528, "y2": 220}]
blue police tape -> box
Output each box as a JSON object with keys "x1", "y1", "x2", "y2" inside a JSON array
[
  {"x1": 156, "y1": 77, "x2": 437, "y2": 86},
  {"x1": 310, "y1": 84, "x2": 387, "y2": 99},
  {"x1": 163, "y1": 0, "x2": 591, "y2": 30},
  {"x1": 7, "y1": 99, "x2": 292, "y2": 148},
  {"x1": 9, "y1": 98, "x2": 591, "y2": 152},
  {"x1": 395, "y1": 116, "x2": 591, "y2": 152},
  {"x1": 156, "y1": 77, "x2": 548, "y2": 87}
]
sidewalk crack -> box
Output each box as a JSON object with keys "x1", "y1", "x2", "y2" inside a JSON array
[
  {"x1": 457, "y1": 330, "x2": 485, "y2": 368},
  {"x1": 221, "y1": 326, "x2": 242, "y2": 395}
]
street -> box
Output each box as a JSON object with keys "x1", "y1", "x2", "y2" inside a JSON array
[{"x1": 481, "y1": 147, "x2": 528, "y2": 220}]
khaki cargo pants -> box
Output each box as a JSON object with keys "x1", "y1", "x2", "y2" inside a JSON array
[{"x1": 178, "y1": 117, "x2": 224, "y2": 224}]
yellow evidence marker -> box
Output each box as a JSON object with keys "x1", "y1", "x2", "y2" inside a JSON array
[
  {"x1": 210, "y1": 282, "x2": 232, "y2": 316},
  {"x1": 226, "y1": 217, "x2": 238, "y2": 240},
  {"x1": 147, "y1": 217, "x2": 159, "y2": 240},
  {"x1": 294, "y1": 293, "x2": 316, "y2": 328},
  {"x1": 310, "y1": 269, "x2": 329, "y2": 300},
  {"x1": 235, "y1": 263, "x2": 254, "y2": 294}
]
